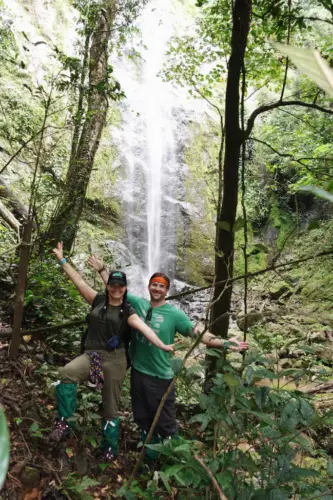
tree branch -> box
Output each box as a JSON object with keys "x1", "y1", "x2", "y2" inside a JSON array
[
  {"x1": 280, "y1": 0, "x2": 292, "y2": 102},
  {"x1": 250, "y1": 137, "x2": 333, "y2": 175},
  {"x1": 194, "y1": 454, "x2": 228, "y2": 500},
  {"x1": 0, "y1": 319, "x2": 85, "y2": 339},
  {"x1": 167, "y1": 248, "x2": 333, "y2": 301},
  {"x1": 245, "y1": 100, "x2": 333, "y2": 139}
]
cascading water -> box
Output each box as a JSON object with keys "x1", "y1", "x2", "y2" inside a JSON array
[{"x1": 112, "y1": 0, "x2": 197, "y2": 289}]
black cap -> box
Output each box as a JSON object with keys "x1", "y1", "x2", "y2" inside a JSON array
[{"x1": 107, "y1": 270, "x2": 127, "y2": 286}]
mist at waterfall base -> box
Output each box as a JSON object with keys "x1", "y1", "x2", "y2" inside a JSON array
[{"x1": 110, "y1": 0, "x2": 206, "y2": 298}]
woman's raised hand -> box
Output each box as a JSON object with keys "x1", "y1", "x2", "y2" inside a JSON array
[
  {"x1": 88, "y1": 254, "x2": 104, "y2": 272},
  {"x1": 52, "y1": 242, "x2": 64, "y2": 262}
]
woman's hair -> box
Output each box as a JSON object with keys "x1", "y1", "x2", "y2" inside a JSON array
[{"x1": 104, "y1": 288, "x2": 127, "y2": 317}]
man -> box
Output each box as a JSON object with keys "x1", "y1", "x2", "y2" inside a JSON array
[{"x1": 88, "y1": 257, "x2": 248, "y2": 457}]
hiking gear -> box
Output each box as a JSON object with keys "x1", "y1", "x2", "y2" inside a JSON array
[
  {"x1": 101, "y1": 417, "x2": 120, "y2": 455},
  {"x1": 56, "y1": 382, "x2": 77, "y2": 420},
  {"x1": 131, "y1": 368, "x2": 177, "y2": 437},
  {"x1": 82, "y1": 294, "x2": 134, "y2": 352},
  {"x1": 88, "y1": 351, "x2": 104, "y2": 390},
  {"x1": 127, "y1": 293, "x2": 193, "y2": 379},
  {"x1": 59, "y1": 351, "x2": 127, "y2": 420},
  {"x1": 149, "y1": 273, "x2": 170, "y2": 289},
  {"x1": 140, "y1": 429, "x2": 161, "y2": 460},
  {"x1": 50, "y1": 417, "x2": 71, "y2": 442},
  {"x1": 149, "y1": 276, "x2": 169, "y2": 288},
  {"x1": 107, "y1": 271, "x2": 127, "y2": 286},
  {"x1": 106, "y1": 335, "x2": 119, "y2": 350},
  {"x1": 59, "y1": 258, "x2": 67, "y2": 265}
]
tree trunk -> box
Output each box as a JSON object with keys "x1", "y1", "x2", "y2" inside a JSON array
[
  {"x1": 9, "y1": 218, "x2": 33, "y2": 358},
  {"x1": 211, "y1": 0, "x2": 252, "y2": 337},
  {"x1": 47, "y1": 2, "x2": 117, "y2": 250}
]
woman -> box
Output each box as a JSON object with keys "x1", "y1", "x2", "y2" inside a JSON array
[{"x1": 50, "y1": 242, "x2": 173, "y2": 461}]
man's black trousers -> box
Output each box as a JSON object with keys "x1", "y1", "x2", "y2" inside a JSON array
[{"x1": 130, "y1": 367, "x2": 177, "y2": 437}]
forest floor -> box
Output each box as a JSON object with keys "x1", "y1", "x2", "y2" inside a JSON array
[{"x1": 0, "y1": 342, "x2": 200, "y2": 500}]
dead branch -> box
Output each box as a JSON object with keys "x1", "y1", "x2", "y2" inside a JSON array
[
  {"x1": 0, "y1": 319, "x2": 85, "y2": 339},
  {"x1": 0, "y1": 200, "x2": 20, "y2": 232},
  {"x1": 167, "y1": 248, "x2": 333, "y2": 301},
  {"x1": 0, "y1": 179, "x2": 31, "y2": 223},
  {"x1": 245, "y1": 100, "x2": 333, "y2": 139},
  {"x1": 302, "y1": 381, "x2": 333, "y2": 394},
  {"x1": 194, "y1": 454, "x2": 228, "y2": 500}
]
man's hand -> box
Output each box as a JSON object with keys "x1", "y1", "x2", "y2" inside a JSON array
[
  {"x1": 88, "y1": 254, "x2": 104, "y2": 272},
  {"x1": 228, "y1": 337, "x2": 249, "y2": 352},
  {"x1": 163, "y1": 344, "x2": 175, "y2": 353},
  {"x1": 52, "y1": 242, "x2": 64, "y2": 262}
]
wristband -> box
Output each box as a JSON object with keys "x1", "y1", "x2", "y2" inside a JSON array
[
  {"x1": 59, "y1": 258, "x2": 67, "y2": 266},
  {"x1": 98, "y1": 266, "x2": 106, "y2": 273}
]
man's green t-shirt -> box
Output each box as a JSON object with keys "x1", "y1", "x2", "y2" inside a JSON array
[{"x1": 127, "y1": 293, "x2": 194, "y2": 379}]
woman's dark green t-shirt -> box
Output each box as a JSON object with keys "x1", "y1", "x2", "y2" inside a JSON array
[{"x1": 84, "y1": 294, "x2": 135, "y2": 350}]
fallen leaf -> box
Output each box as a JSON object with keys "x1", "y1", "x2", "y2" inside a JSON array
[
  {"x1": 46, "y1": 405, "x2": 54, "y2": 410},
  {"x1": 23, "y1": 335, "x2": 31, "y2": 343},
  {"x1": 24, "y1": 488, "x2": 41, "y2": 500}
]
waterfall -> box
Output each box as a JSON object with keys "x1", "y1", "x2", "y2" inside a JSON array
[{"x1": 112, "y1": 0, "x2": 204, "y2": 289}]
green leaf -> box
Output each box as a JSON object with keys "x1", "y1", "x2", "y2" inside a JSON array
[
  {"x1": 291, "y1": 466, "x2": 320, "y2": 479},
  {"x1": 164, "y1": 464, "x2": 187, "y2": 479},
  {"x1": 87, "y1": 436, "x2": 97, "y2": 448},
  {"x1": 274, "y1": 44, "x2": 333, "y2": 97},
  {"x1": 308, "y1": 220, "x2": 321, "y2": 230},
  {"x1": 174, "y1": 443, "x2": 192, "y2": 453},
  {"x1": 253, "y1": 368, "x2": 279, "y2": 380},
  {"x1": 298, "y1": 185, "x2": 333, "y2": 203},
  {"x1": 0, "y1": 408, "x2": 9, "y2": 490},
  {"x1": 216, "y1": 220, "x2": 231, "y2": 232},
  {"x1": 327, "y1": 459, "x2": 333, "y2": 476},
  {"x1": 170, "y1": 358, "x2": 183, "y2": 375},
  {"x1": 188, "y1": 413, "x2": 211, "y2": 431},
  {"x1": 255, "y1": 386, "x2": 270, "y2": 409},
  {"x1": 299, "y1": 399, "x2": 314, "y2": 424},
  {"x1": 246, "y1": 410, "x2": 276, "y2": 426},
  {"x1": 159, "y1": 471, "x2": 172, "y2": 495},
  {"x1": 224, "y1": 373, "x2": 241, "y2": 388},
  {"x1": 233, "y1": 217, "x2": 244, "y2": 232}
]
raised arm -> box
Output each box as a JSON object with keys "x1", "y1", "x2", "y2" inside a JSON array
[
  {"x1": 88, "y1": 255, "x2": 109, "y2": 285},
  {"x1": 52, "y1": 242, "x2": 97, "y2": 305},
  {"x1": 128, "y1": 314, "x2": 174, "y2": 353}
]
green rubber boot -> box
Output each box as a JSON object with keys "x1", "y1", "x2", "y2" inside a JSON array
[
  {"x1": 141, "y1": 430, "x2": 161, "y2": 460},
  {"x1": 101, "y1": 417, "x2": 120, "y2": 460},
  {"x1": 50, "y1": 383, "x2": 77, "y2": 442},
  {"x1": 56, "y1": 383, "x2": 77, "y2": 420}
]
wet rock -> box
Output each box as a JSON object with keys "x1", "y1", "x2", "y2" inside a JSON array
[
  {"x1": 307, "y1": 331, "x2": 327, "y2": 343},
  {"x1": 264, "y1": 352, "x2": 279, "y2": 364},
  {"x1": 268, "y1": 282, "x2": 293, "y2": 300},
  {"x1": 237, "y1": 311, "x2": 264, "y2": 331},
  {"x1": 279, "y1": 358, "x2": 295, "y2": 369}
]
